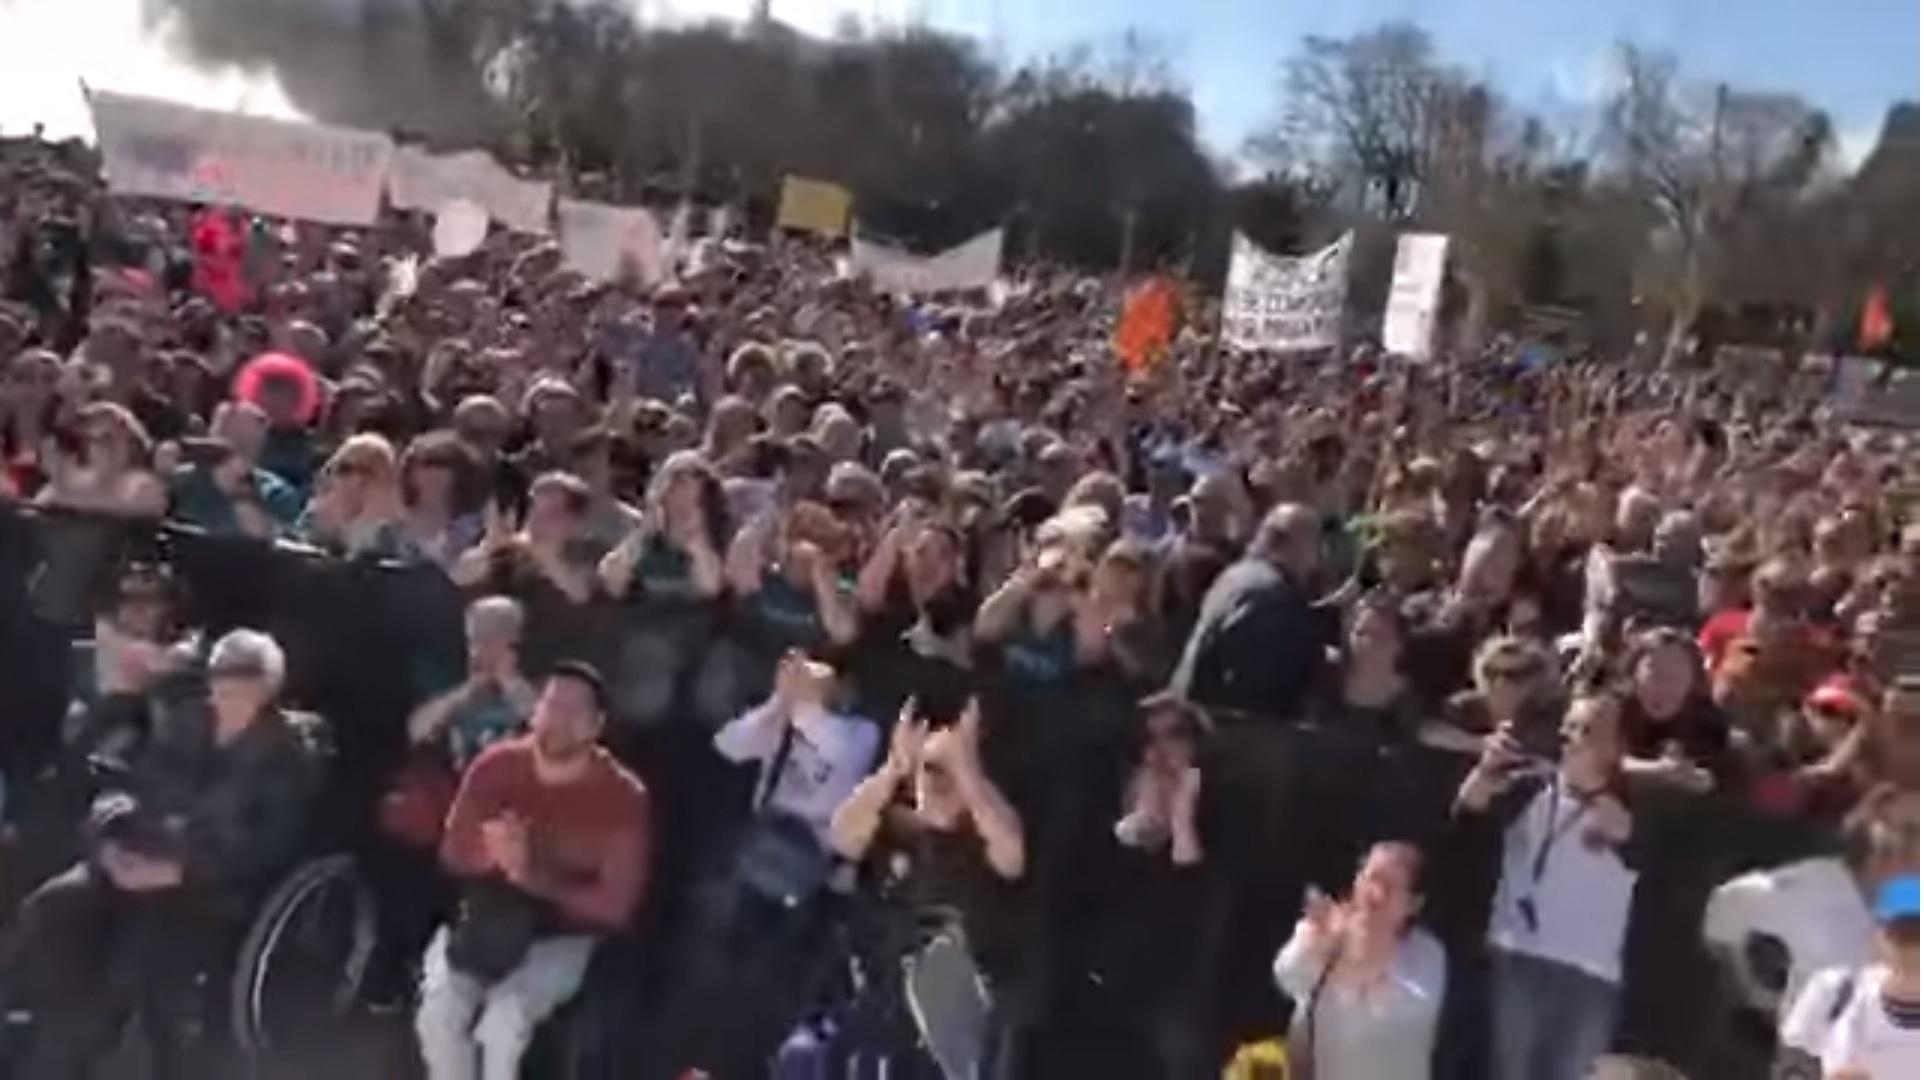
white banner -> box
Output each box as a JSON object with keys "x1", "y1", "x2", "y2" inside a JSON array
[
  {"x1": 1382, "y1": 232, "x2": 1450, "y2": 360},
  {"x1": 557, "y1": 199, "x2": 664, "y2": 285},
  {"x1": 1833, "y1": 357, "x2": 1918, "y2": 428},
  {"x1": 432, "y1": 199, "x2": 489, "y2": 259},
  {"x1": 1221, "y1": 232, "x2": 1351, "y2": 352},
  {"x1": 88, "y1": 90, "x2": 393, "y2": 226},
  {"x1": 851, "y1": 228, "x2": 1004, "y2": 294},
  {"x1": 388, "y1": 147, "x2": 552, "y2": 234}
]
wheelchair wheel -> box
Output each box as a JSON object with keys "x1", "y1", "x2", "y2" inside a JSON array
[{"x1": 228, "y1": 853, "x2": 379, "y2": 1059}]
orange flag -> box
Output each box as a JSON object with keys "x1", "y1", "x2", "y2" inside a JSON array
[
  {"x1": 1116, "y1": 277, "x2": 1180, "y2": 375},
  {"x1": 1859, "y1": 285, "x2": 1894, "y2": 351}
]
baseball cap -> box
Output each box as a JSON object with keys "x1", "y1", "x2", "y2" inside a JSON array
[{"x1": 1874, "y1": 874, "x2": 1920, "y2": 923}]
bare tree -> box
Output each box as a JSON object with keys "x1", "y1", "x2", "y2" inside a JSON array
[
  {"x1": 1600, "y1": 43, "x2": 1839, "y2": 360},
  {"x1": 1258, "y1": 22, "x2": 1459, "y2": 218}
]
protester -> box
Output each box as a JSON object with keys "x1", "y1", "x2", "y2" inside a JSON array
[
  {"x1": 1777, "y1": 874, "x2": 1920, "y2": 1079},
  {"x1": 0, "y1": 115, "x2": 1915, "y2": 1080},
  {"x1": 1169, "y1": 502, "x2": 1333, "y2": 724},
  {"x1": 416, "y1": 661, "x2": 650, "y2": 1080},
  {"x1": 828, "y1": 701, "x2": 1027, "y2": 1078},
  {"x1": 1455, "y1": 692, "x2": 1646, "y2": 1080},
  {"x1": 1272, "y1": 841, "x2": 1447, "y2": 1080},
  {"x1": 10, "y1": 629, "x2": 318, "y2": 1078}
]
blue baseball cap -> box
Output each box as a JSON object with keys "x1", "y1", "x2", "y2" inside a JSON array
[{"x1": 1873, "y1": 874, "x2": 1920, "y2": 923}]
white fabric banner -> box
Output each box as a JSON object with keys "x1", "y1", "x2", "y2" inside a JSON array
[
  {"x1": 1382, "y1": 232, "x2": 1450, "y2": 360},
  {"x1": 851, "y1": 228, "x2": 1004, "y2": 294},
  {"x1": 1221, "y1": 232, "x2": 1351, "y2": 352},
  {"x1": 557, "y1": 199, "x2": 664, "y2": 285},
  {"x1": 388, "y1": 147, "x2": 552, "y2": 234},
  {"x1": 88, "y1": 90, "x2": 393, "y2": 226}
]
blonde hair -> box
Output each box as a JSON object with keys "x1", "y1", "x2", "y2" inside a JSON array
[{"x1": 323, "y1": 432, "x2": 398, "y2": 482}]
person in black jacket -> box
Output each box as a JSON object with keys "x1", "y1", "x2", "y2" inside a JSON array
[
  {"x1": 1168, "y1": 502, "x2": 1335, "y2": 725},
  {"x1": 7, "y1": 629, "x2": 319, "y2": 1080}
]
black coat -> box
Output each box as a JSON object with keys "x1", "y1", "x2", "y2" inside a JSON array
[{"x1": 1169, "y1": 557, "x2": 1335, "y2": 724}]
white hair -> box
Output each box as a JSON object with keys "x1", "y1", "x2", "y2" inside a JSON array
[
  {"x1": 466, "y1": 595, "x2": 526, "y2": 642},
  {"x1": 209, "y1": 628, "x2": 286, "y2": 692}
]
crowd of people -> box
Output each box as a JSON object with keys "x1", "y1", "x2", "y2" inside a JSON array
[{"x1": 0, "y1": 127, "x2": 1918, "y2": 1080}]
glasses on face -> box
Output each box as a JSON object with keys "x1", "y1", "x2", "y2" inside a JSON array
[{"x1": 1485, "y1": 664, "x2": 1539, "y2": 685}]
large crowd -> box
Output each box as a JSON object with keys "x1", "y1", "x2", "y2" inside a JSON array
[{"x1": 0, "y1": 127, "x2": 1918, "y2": 1080}]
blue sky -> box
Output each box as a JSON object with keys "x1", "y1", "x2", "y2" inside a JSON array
[
  {"x1": 894, "y1": 0, "x2": 1922, "y2": 161},
  {"x1": 6, "y1": 0, "x2": 1918, "y2": 167}
]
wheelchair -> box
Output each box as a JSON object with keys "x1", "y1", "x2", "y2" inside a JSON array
[
  {"x1": 5, "y1": 672, "x2": 382, "y2": 1074},
  {"x1": 227, "y1": 849, "x2": 380, "y2": 1061}
]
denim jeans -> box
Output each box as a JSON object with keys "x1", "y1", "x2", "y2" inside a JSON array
[
  {"x1": 1489, "y1": 949, "x2": 1620, "y2": 1080},
  {"x1": 415, "y1": 926, "x2": 596, "y2": 1080}
]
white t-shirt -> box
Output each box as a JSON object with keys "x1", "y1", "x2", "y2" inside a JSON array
[
  {"x1": 1487, "y1": 777, "x2": 1639, "y2": 984},
  {"x1": 1273, "y1": 924, "x2": 1447, "y2": 1080},
  {"x1": 714, "y1": 700, "x2": 880, "y2": 842},
  {"x1": 1780, "y1": 965, "x2": 1919, "y2": 1080},
  {"x1": 1703, "y1": 857, "x2": 1878, "y2": 1018}
]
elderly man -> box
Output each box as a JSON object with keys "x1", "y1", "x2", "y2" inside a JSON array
[
  {"x1": 9, "y1": 629, "x2": 319, "y2": 1079},
  {"x1": 1170, "y1": 502, "x2": 1335, "y2": 725}
]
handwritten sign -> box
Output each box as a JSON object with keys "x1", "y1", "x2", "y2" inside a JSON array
[
  {"x1": 389, "y1": 147, "x2": 552, "y2": 234},
  {"x1": 557, "y1": 199, "x2": 664, "y2": 285},
  {"x1": 850, "y1": 228, "x2": 1003, "y2": 294},
  {"x1": 432, "y1": 199, "x2": 490, "y2": 259},
  {"x1": 1221, "y1": 232, "x2": 1350, "y2": 353},
  {"x1": 776, "y1": 176, "x2": 852, "y2": 236},
  {"x1": 1382, "y1": 232, "x2": 1449, "y2": 360},
  {"x1": 88, "y1": 90, "x2": 393, "y2": 226}
]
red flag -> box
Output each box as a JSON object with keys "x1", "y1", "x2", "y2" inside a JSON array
[
  {"x1": 1116, "y1": 277, "x2": 1180, "y2": 375},
  {"x1": 191, "y1": 209, "x2": 252, "y2": 314},
  {"x1": 1858, "y1": 285, "x2": 1894, "y2": 351}
]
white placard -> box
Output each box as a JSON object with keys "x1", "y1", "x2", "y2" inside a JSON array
[
  {"x1": 388, "y1": 147, "x2": 552, "y2": 234},
  {"x1": 432, "y1": 198, "x2": 489, "y2": 259},
  {"x1": 88, "y1": 90, "x2": 393, "y2": 226},
  {"x1": 1221, "y1": 232, "x2": 1351, "y2": 352},
  {"x1": 557, "y1": 199, "x2": 664, "y2": 285},
  {"x1": 1382, "y1": 232, "x2": 1450, "y2": 360},
  {"x1": 851, "y1": 228, "x2": 1004, "y2": 294}
]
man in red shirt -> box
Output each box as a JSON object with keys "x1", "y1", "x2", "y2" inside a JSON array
[{"x1": 416, "y1": 661, "x2": 650, "y2": 1080}]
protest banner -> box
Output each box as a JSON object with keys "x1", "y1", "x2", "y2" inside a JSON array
[
  {"x1": 1833, "y1": 356, "x2": 1918, "y2": 428},
  {"x1": 432, "y1": 199, "x2": 489, "y2": 259},
  {"x1": 776, "y1": 176, "x2": 852, "y2": 236},
  {"x1": 388, "y1": 146, "x2": 553, "y2": 234},
  {"x1": 850, "y1": 228, "x2": 1004, "y2": 294},
  {"x1": 557, "y1": 198, "x2": 665, "y2": 285},
  {"x1": 1116, "y1": 277, "x2": 1181, "y2": 375},
  {"x1": 1381, "y1": 232, "x2": 1450, "y2": 360},
  {"x1": 87, "y1": 90, "x2": 393, "y2": 226},
  {"x1": 1220, "y1": 232, "x2": 1351, "y2": 352}
]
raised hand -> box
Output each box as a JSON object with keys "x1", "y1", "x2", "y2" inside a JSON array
[{"x1": 886, "y1": 699, "x2": 929, "y2": 781}]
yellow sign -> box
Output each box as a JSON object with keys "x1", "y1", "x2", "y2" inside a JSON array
[{"x1": 776, "y1": 176, "x2": 852, "y2": 236}]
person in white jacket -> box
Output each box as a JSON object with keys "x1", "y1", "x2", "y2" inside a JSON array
[
  {"x1": 1704, "y1": 800, "x2": 1915, "y2": 1022},
  {"x1": 1273, "y1": 840, "x2": 1447, "y2": 1080},
  {"x1": 1778, "y1": 874, "x2": 1919, "y2": 1080},
  {"x1": 713, "y1": 650, "x2": 879, "y2": 845}
]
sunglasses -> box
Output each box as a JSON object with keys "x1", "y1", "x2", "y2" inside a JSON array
[{"x1": 1485, "y1": 664, "x2": 1541, "y2": 684}]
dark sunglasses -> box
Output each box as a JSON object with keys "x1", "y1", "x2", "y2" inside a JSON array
[{"x1": 1485, "y1": 664, "x2": 1541, "y2": 684}]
